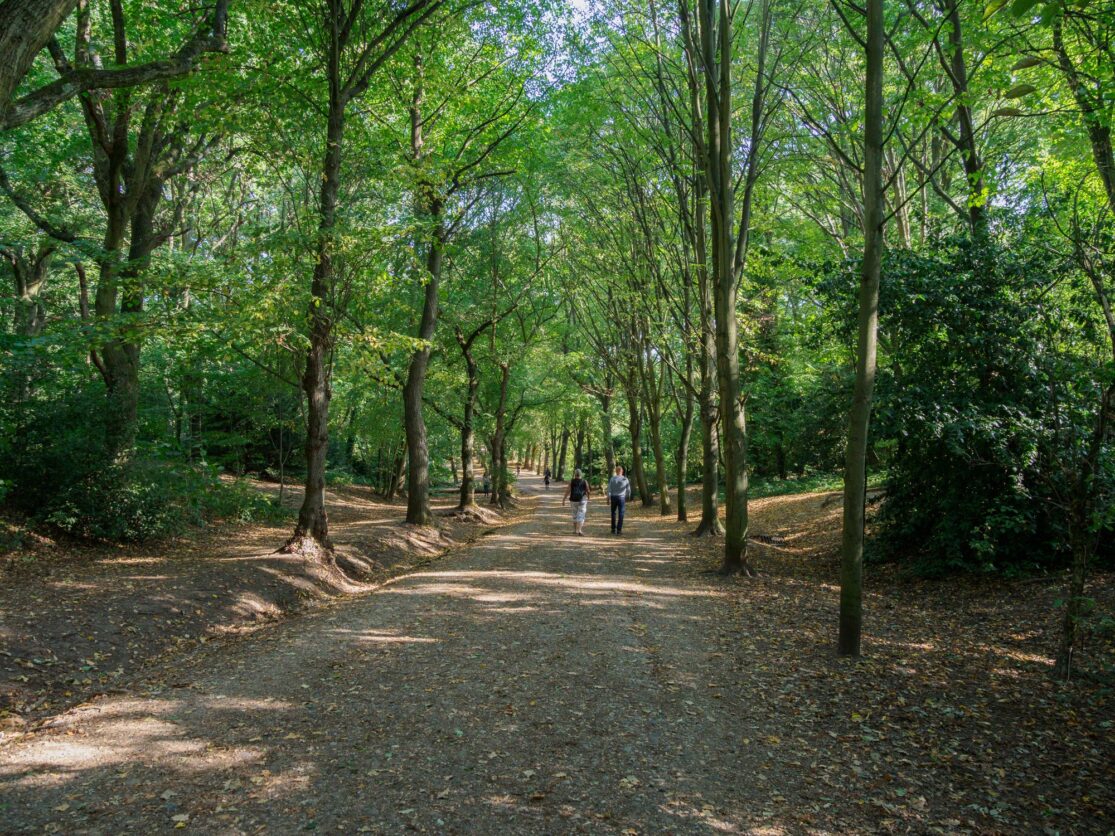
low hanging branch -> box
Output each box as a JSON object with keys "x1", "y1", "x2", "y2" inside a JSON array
[{"x1": 1, "y1": 0, "x2": 230, "y2": 131}]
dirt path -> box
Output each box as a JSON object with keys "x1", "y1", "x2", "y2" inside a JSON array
[
  {"x1": 0, "y1": 475, "x2": 761, "y2": 833},
  {"x1": 1, "y1": 474, "x2": 1111, "y2": 833},
  {"x1": 0, "y1": 483, "x2": 512, "y2": 729}
]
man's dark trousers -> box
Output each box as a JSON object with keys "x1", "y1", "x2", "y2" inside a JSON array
[{"x1": 610, "y1": 495, "x2": 626, "y2": 533}]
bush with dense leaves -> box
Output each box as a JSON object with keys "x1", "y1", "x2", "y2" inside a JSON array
[
  {"x1": 41, "y1": 459, "x2": 288, "y2": 543},
  {"x1": 856, "y1": 237, "x2": 1113, "y2": 575},
  {"x1": 0, "y1": 386, "x2": 289, "y2": 543}
]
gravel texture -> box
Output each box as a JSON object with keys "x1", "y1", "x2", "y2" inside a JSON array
[{"x1": 0, "y1": 477, "x2": 764, "y2": 834}]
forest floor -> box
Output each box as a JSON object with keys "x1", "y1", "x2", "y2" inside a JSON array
[
  {"x1": 0, "y1": 481, "x2": 527, "y2": 735},
  {"x1": 0, "y1": 473, "x2": 1112, "y2": 833}
]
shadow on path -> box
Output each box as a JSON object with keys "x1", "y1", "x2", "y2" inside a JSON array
[{"x1": 0, "y1": 473, "x2": 787, "y2": 834}]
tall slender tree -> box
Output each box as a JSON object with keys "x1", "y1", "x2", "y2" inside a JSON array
[
  {"x1": 838, "y1": 0, "x2": 885, "y2": 657},
  {"x1": 284, "y1": 0, "x2": 446, "y2": 555}
]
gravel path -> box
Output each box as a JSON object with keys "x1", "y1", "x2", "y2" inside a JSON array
[{"x1": 0, "y1": 476, "x2": 771, "y2": 834}]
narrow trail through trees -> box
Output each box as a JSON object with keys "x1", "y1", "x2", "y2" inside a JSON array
[
  {"x1": 1, "y1": 472, "x2": 1112, "y2": 832},
  {"x1": 0, "y1": 474, "x2": 768, "y2": 832}
]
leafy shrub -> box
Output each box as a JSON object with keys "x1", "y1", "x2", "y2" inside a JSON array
[
  {"x1": 857, "y1": 236, "x2": 1112, "y2": 575},
  {"x1": 0, "y1": 385, "x2": 113, "y2": 513},
  {"x1": 0, "y1": 381, "x2": 290, "y2": 543},
  {"x1": 44, "y1": 460, "x2": 188, "y2": 542},
  {"x1": 42, "y1": 460, "x2": 290, "y2": 543}
]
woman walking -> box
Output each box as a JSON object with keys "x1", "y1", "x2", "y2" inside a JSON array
[{"x1": 562, "y1": 468, "x2": 592, "y2": 536}]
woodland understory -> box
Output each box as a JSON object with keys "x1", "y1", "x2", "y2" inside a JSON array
[{"x1": 0, "y1": 0, "x2": 1113, "y2": 829}]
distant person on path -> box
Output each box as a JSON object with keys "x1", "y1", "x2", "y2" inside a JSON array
[
  {"x1": 562, "y1": 468, "x2": 591, "y2": 536},
  {"x1": 607, "y1": 464, "x2": 632, "y2": 535},
  {"x1": 544, "y1": 467, "x2": 551, "y2": 489}
]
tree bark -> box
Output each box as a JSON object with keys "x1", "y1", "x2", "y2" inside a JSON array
[
  {"x1": 3, "y1": 242, "x2": 52, "y2": 402},
  {"x1": 838, "y1": 0, "x2": 885, "y2": 657},
  {"x1": 3, "y1": 243, "x2": 51, "y2": 339},
  {"x1": 1052, "y1": 17, "x2": 1115, "y2": 678},
  {"x1": 694, "y1": 396, "x2": 723, "y2": 535},
  {"x1": 941, "y1": 0, "x2": 986, "y2": 234},
  {"x1": 456, "y1": 328, "x2": 481, "y2": 510},
  {"x1": 625, "y1": 387, "x2": 652, "y2": 506},
  {"x1": 0, "y1": 0, "x2": 78, "y2": 123},
  {"x1": 596, "y1": 379, "x2": 616, "y2": 475},
  {"x1": 1054, "y1": 504, "x2": 1092, "y2": 680},
  {"x1": 385, "y1": 439, "x2": 407, "y2": 500},
  {"x1": 488, "y1": 362, "x2": 510, "y2": 508},
  {"x1": 676, "y1": 379, "x2": 695, "y2": 522},
  {"x1": 403, "y1": 62, "x2": 443, "y2": 527},
  {"x1": 555, "y1": 424, "x2": 570, "y2": 481},
  {"x1": 712, "y1": 275, "x2": 749, "y2": 571},
  {"x1": 681, "y1": 11, "x2": 722, "y2": 536},
  {"x1": 0, "y1": 0, "x2": 229, "y2": 131},
  {"x1": 286, "y1": 94, "x2": 344, "y2": 553},
  {"x1": 647, "y1": 390, "x2": 671, "y2": 515},
  {"x1": 573, "y1": 420, "x2": 586, "y2": 471},
  {"x1": 708, "y1": 117, "x2": 747, "y2": 560},
  {"x1": 403, "y1": 231, "x2": 441, "y2": 525},
  {"x1": 693, "y1": 0, "x2": 770, "y2": 574}
]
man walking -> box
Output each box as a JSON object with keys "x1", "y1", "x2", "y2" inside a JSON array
[{"x1": 607, "y1": 465, "x2": 632, "y2": 535}]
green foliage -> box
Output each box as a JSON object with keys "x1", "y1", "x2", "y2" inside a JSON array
[
  {"x1": 1, "y1": 0, "x2": 1113, "y2": 586},
  {"x1": 860, "y1": 236, "x2": 1112, "y2": 575},
  {"x1": 749, "y1": 472, "x2": 849, "y2": 499},
  {"x1": 43, "y1": 460, "x2": 289, "y2": 544}
]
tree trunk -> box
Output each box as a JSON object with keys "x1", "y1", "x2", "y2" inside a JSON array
[
  {"x1": 942, "y1": 0, "x2": 986, "y2": 234},
  {"x1": 694, "y1": 396, "x2": 722, "y2": 535},
  {"x1": 555, "y1": 425, "x2": 570, "y2": 481},
  {"x1": 695, "y1": 0, "x2": 770, "y2": 574},
  {"x1": 647, "y1": 394, "x2": 670, "y2": 515},
  {"x1": 403, "y1": 65, "x2": 443, "y2": 527},
  {"x1": 458, "y1": 423, "x2": 476, "y2": 509},
  {"x1": 1044, "y1": 7, "x2": 1115, "y2": 675},
  {"x1": 386, "y1": 439, "x2": 406, "y2": 500},
  {"x1": 6, "y1": 245, "x2": 51, "y2": 339},
  {"x1": 636, "y1": 327, "x2": 671, "y2": 515},
  {"x1": 4, "y1": 243, "x2": 52, "y2": 402},
  {"x1": 1054, "y1": 506, "x2": 1092, "y2": 680},
  {"x1": 94, "y1": 204, "x2": 137, "y2": 457},
  {"x1": 286, "y1": 98, "x2": 344, "y2": 554},
  {"x1": 626, "y1": 391, "x2": 652, "y2": 506},
  {"x1": 0, "y1": 0, "x2": 78, "y2": 122},
  {"x1": 102, "y1": 180, "x2": 161, "y2": 457},
  {"x1": 457, "y1": 332, "x2": 480, "y2": 510},
  {"x1": 597, "y1": 383, "x2": 616, "y2": 475},
  {"x1": 403, "y1": 235, "x2": 441, "y2": 525},
  {"x1": 686, "y1": 39, "x2": 722, "y2": 537},
  {"x1": 676, "y1": 383, "x2": 694, "y2": 523},
  {"x1": 498, "y1": 437, "x2": 513, "y2": 506},
  {"x1": 885, "y1": 147, "x2": 912, "y2": 247},
  {"x1": 838, "y1": 0, "x2": 884, "y2": 657},
  {"x1": 713, "y1": 281, "x2": 749, "y2": 572},
  {"x1": 488, "y1": 363, "x2": 510, "y2": 507},
  {"x1": 343, "y1": 405, "x2": 358, "y2": 469}
]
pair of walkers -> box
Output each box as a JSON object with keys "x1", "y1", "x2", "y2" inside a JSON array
[{"x1": 561, "y1": 465, "x2": 633, "y2": 536}]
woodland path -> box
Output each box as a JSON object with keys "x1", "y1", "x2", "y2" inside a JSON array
[{"x1": 0, "y1": 474, "x2": 774, "y2": 834}]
